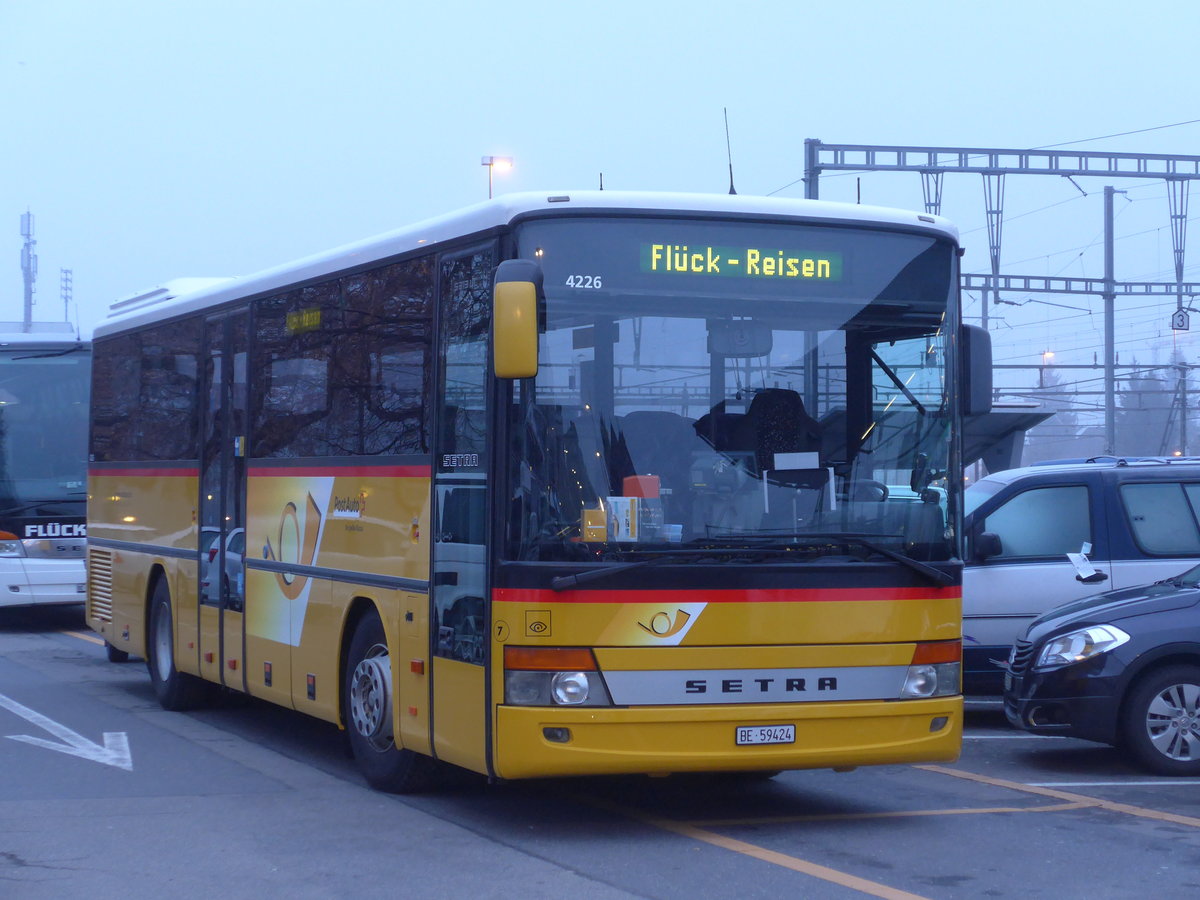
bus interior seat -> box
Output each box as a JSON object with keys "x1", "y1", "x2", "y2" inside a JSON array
[
  {"x1": 732, "y1": 388, "x2": 823, "y2": 473},
  {"x1": 693, "y1": 401, "x2": 744, "y2": 453},
  {"x1": 618, "y1": 411, "x2": 704, "y2": 488}
]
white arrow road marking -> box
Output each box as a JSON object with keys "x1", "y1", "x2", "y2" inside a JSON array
[{"x1": 0, "y1": 692, "x2": 133, "y2": 771}]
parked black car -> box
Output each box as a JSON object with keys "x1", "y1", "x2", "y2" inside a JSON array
[{"x1": 1003, "y1": 564, "x2": 1200, "y2": 775}]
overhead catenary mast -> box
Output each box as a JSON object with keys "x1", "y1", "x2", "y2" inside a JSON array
[{"x1": 20, "y1": 211, "x2": 37, "y2": 333}]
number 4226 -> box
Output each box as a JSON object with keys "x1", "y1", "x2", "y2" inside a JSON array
[{"x1": 565, "y1": 274, "x2": 602, "y2": 289}]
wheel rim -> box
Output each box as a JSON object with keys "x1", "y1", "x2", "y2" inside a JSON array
[
  {"x1": 349, "y1": 643, "x2": 393, "y2": 752},
  {"x1": 153, "y1": 602, "x2": 173, "y2": 682},
  {"x1": 1145, "y1": 681, "x2": 1200, "y2": 762}
]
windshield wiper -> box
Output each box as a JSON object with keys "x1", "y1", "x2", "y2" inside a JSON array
[
  {"x1": 1156, "y1": 575, "x2": 1200, "y2": 588},
  {"x1": 550, "y1": 548, "x2": 791, "y2": 592},
  {"x1": 13, "y1": 344, "x2": 87, "y2": 360},
  {"x1": 704, "y1": 531, "x2": 953, "y2": 587},
  {"x1": 870, "y1": 348, "x2": 926, "y2": 415}
]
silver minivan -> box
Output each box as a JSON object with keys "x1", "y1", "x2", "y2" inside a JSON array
[{"x1": 963, "y1": 458, "x2": 1200, "y2": 692}]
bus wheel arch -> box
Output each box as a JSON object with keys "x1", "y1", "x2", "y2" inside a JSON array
[{"x1": 341, "y1": 602, "x2": 441, "y2": 793}]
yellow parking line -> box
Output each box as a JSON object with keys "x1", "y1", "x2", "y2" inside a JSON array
[
  {"x1": 584, "y1": 796, "x2": 931, "y2": 900},
  {"x1": 62, "y1": 630, "x2": 104, "y2": 646},
  {"x1": 921, "y1": 764, "x2": 1200, "y2": 829},
  {"x1": 689, "y1": 800, "x2": 1094, "y2": 827}
]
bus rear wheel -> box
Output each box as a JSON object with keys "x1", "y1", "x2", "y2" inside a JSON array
[
  {"x1": 344, "y1": 609, "x2": 441, "y2": 793},
  {"x1": 146, "y1": 577, "x2": 209, "y2": 710},
  {"x1": 105, "y1": 642, "x2": 130, "y2": 663}
]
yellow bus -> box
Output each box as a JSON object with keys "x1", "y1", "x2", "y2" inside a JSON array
[{"x1": 86, "y1": 191, "x2": 991, "y2": 791}]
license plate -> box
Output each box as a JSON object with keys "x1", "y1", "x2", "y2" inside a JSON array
[{"x1": 736, "y1": 724, "x2": 795, "y2": 746}]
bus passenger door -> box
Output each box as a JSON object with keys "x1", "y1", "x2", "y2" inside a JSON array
[
  {"x1": 429, "y1": 246, "x2": 494, "y2": 772},
  {"x1": 198, "y1": 310, "x2": 249, "y2": 691}
]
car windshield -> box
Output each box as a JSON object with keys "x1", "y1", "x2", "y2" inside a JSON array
[{"x1": 501, "y1": 215, "x2": 958, "y2": 564}]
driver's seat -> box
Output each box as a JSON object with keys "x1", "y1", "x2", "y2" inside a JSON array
[{"x1": 734, "y1": 388, "x2": 823, "y2": 473}]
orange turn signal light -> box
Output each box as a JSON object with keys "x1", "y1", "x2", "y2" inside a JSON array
[
  {"x1": 504, "y1": 646, "x2": 597, "y2": 671},
  {"x1": 911, "y1": 640, "x2": 962, "y2": 665}
]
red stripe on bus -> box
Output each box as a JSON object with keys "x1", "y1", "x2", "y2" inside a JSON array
[
  {"x1": 89, "y1": 467, "x2": 199, "y2": 478},
  {"x1": 248, "y1": 465, "x2": 431, "y2": 478},
  {"x1": 493, "y1": 586, "x2": 960, "y2": 604}
]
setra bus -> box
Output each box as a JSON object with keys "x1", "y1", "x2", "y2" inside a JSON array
[
  {"x1": 0, "y1": 322, "x2": 89, "y2": 613},
  {"x1": 86, "y1": 191, "x2": 991, "y2": 791}
]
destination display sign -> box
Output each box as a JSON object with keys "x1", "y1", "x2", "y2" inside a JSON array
[
  {"x1": 516, "y1": 217, "x2": 951, "y2": 312},
  {"x1": 641, "y1": 243, "x2": 843, "y2": 282}
]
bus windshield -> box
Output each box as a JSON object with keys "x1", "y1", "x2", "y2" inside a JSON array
[
  {"x1": 505, "y1": 216, "x2": 956, "y2": 564},
  {"x1": 0, "y1": 346, "x2": 90, "y2": 513}
]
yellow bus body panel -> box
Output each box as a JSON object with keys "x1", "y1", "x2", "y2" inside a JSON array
[
  {"x1": 491, "y1": 590, "x2": 960, "y2": 648},
  {"x1": 432, "y1": 656, "x2": 487, "y2": 772},
  {"x1": 86, "y1": 471, "x2": 200, "y2": 668}
]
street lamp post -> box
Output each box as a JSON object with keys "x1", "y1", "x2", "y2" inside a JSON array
[{"x1": 481, "y1": 156, "x2": 513, "y2": 199}]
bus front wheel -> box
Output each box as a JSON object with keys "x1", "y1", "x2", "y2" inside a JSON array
[
  {"x1": 146, "y1": 578, "x2": 209, "y2": 710},
  {"x1": 344, "y1": 609, "x2": 441, "y2": 793}
]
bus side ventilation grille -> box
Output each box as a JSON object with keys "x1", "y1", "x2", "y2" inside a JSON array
[{"x1": 88, "y1": 548, "x2": 114, "y2": 622}]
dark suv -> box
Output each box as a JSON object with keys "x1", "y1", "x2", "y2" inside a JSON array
[{"x1": 1003, "y1": 566, "x2": 1200, "y2": 776}]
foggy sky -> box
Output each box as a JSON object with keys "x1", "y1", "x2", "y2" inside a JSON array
[{"x1": 4, "y1": 0, "x2": 1199, "y2": 381}]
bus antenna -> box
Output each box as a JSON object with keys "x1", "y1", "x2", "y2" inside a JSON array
[{"x1": 724, "y1": 108, "x2": 737, "y2": 195}]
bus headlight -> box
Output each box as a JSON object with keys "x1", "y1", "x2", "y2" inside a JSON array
[
  {"x1": 899, "y1": 641, "x2": 961, "y2": 698},
  {"x1": 900, "y1": 662, "x2": 960, "y2": 698},
  {"x1": 504, "y1": 670, "x2": 612, "y2": 707},
  {"x1": 551, "y1": 671, "x2": 591, "y2": 705},
  {"x1": 503, "y1": 647, "x2": 613, "y2": 707},
  {"x1": 0, "y1": 539, "x2": 26, "y2": 558}
]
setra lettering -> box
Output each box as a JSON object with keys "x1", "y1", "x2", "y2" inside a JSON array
[{"x1": 678, "y1": 676, "x2": 840, "y2": 694}]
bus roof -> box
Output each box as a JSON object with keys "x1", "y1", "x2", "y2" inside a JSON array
[
  {"x1": 0, "y1": 321, "x2": 85, "y2": 346},
  {"x1": 96, "y1": 190, "x2": 959, "y2": 338}
]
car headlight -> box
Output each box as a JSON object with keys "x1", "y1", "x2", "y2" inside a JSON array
[{"x1": 1035, "y1": 624, "x2": 1130, "y2": 669}]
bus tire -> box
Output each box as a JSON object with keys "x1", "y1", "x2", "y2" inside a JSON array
[
  {"x1": 105, "y1": 642, "x2": 130, "y2": 663},
  {"x1": 344, "y1": 609, "x2": 441, "y2": 793},
  {"x1": 146, "y1": 578, "x2": 209, "y2": 711}
]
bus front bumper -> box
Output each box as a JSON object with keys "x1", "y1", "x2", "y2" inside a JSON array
[
  {"x1": 493, "y1": 696, "x2": 961, "y2": 779},
  {"x1": 0, "y1": 558, "x2": 87, "y2": 608}
]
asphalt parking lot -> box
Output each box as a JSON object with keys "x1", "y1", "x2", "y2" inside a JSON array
[{"x1": 4, "y1": 606, "x2": 1200, "y2": 899}]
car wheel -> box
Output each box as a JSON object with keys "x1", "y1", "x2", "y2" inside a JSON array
[
  {"x1": 105, "y1": 641, "x2": 130, "y2": 663},
  {"x1": 343, "y1": 609, "x2": 442, "y2": 793},
  {"x1": 146, "y1": 577, "x2": 210, "y2": 711},
  {"x1": 1121, "y1": 664, "x2": 1200, "y2": 776}
]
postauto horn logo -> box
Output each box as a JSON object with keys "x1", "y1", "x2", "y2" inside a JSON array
[{"x1": 263, "y1": 493, "x2": 323, "y2": 599}]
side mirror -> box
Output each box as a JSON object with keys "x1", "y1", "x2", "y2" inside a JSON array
[
  {"x1": 960, "y1": 324, "x2": 992, "y2": 417},
  {"x1": 492, "y1": 259, "x2": 543, "y2": 379},
  {"x1": 975, "y1": 531, "x2": 1002, "y2": 561}
]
